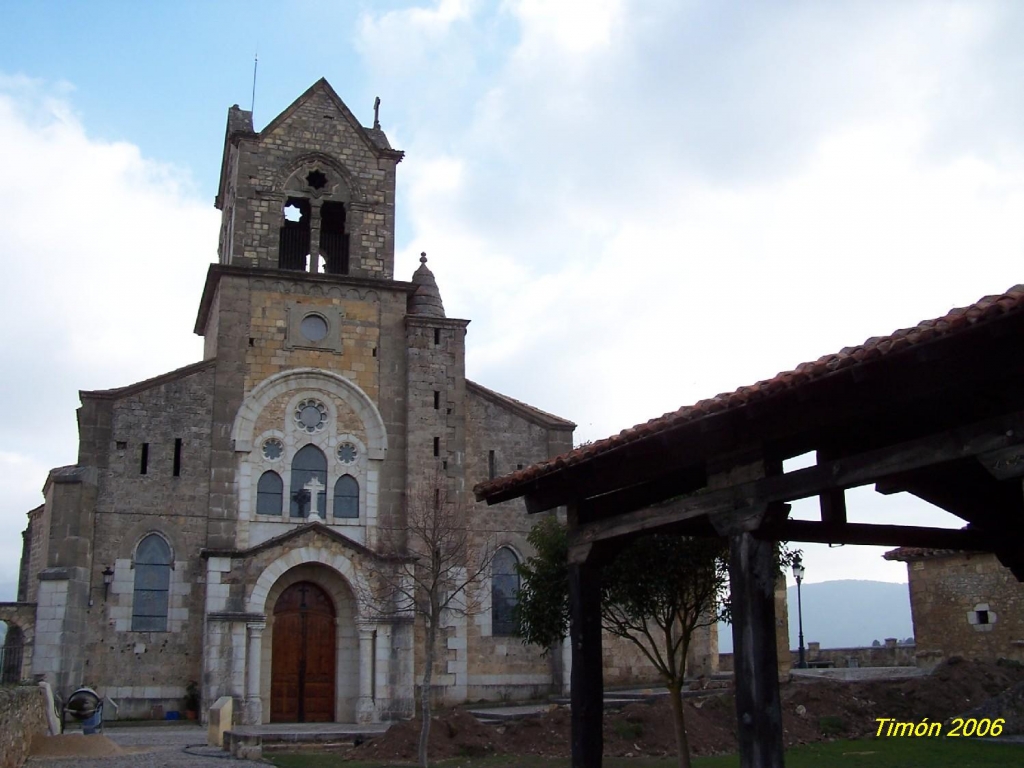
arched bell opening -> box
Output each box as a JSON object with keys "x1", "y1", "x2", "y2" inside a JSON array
[{"x1": 261, "y1": 563, "x2": 358, "y2": 723}]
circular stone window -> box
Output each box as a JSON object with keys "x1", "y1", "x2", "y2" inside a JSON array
[
  {"x1": 300, "y1": 314, "x2": 329, "y2": 343},
  {"x1": 294, "y1": 399, "x2": 328, "y2": 433},
  {"x1": 337, "y1": 442, "x2": 358, "y2": 464},
  {"x1": 261, "y1": 438, "x2": 283, "y2": 461}
]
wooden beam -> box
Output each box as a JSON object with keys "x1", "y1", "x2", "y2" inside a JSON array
[
  {"x1": 729, "y1": 531, "x2": 784, "y2": 768},
  {"x1": 577, "y1": 466, "x2": 707, "y2": 520},
  {"x1": 874, "y1": 459, "x2": 1024, "y2": 529},
  {"x1": 570, "y1": 412, "x2": 1024, "y2": 547},
  {"x1": 819, "y1": 488, "x2": 847, "y2": 525},
  {"x1": 756, "y1": 520, "x2": 1004, "y2": 550},
  {"x1": 569, "y1": 561, "x2": 603, "y2": 768},
  {"x1": 978, "y1": 445, "x2": 1024, "y2": 480}
]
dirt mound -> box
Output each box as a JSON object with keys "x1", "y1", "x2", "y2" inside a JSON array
[
  {"x1": 354, "y1": 708, "x2": 506, "y2": 761},
  {"x1": 352, "y1": 659, "x2": 1024, "y2": 761},
  {"x1": 28, "y1": 733, "x2": 129, "y2": 759},
  {"x1": 953, "y1": 678, "x2": 1024, "y2": 735}
]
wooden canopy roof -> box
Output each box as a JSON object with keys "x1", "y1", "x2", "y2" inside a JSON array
[{"x1": 477, "y1": 284, "x2": 1024, "y2": 579}]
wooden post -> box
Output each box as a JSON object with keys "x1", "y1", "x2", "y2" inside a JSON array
[
  {"x1": 569, "y1": 560, "x2": 603, "y2": 768},
  {"x1": 729, "y1": 531, "x2": 785, "y2": 768}
]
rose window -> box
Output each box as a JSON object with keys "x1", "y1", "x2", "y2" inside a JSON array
[
  {"x1": 294, "y1": 399, "x2": 328, "y2": 433},
  {"x1": 337, "y1": 442, "x2": 358, "y2": 464},
  {"x1": 261, "y1": 438, "x2": 283, "y2": 461}
]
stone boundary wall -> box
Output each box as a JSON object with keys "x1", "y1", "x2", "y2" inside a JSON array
[
  {"x1": 719, "y1": 641, "x2": 917, "y2": 672},
  {"x1": 0, "y1": 685, "x2": 48, "y2": 768}
]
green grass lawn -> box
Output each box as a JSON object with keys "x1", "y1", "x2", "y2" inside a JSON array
[{"x1": 269, "y1": 737, "x2": 1023, "y2": 768}]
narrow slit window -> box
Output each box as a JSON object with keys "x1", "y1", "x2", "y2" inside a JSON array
[
  {"x1": 433, "y1": 391, "x2": 440, "y2": 410},
  {"x1": 434, "y1": 328, "x2": 441, "y2": 345},
  {"x1": 488, "y1": 450, "x2": 496, "y2": 480},
  {"x1": 433, "y1": 437, "x2": 440, "y2": 457},
  {"x1": 173, "y1": 438, "x2": 182, "y2": 477},
  {"x1": 140, "y1": 443, "x2": 149, "y2": 475}
]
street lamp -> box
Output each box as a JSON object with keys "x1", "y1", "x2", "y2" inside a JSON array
[
  {"x1": 792, "y1": 555, "x2": 807, "y2": 669},
  {"x1": 101, "y1": 565, "x2": 114, "y2": 601}
]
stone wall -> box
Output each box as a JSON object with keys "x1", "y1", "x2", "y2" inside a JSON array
[
  {"x1": 0, "y1": 685, "x2": 47, "y2": 768},
  {"x1": 462, "y1": 386, "x2": 573, "y2": 701},
  {"x1": 904, "y1": 552, "x2": 1024, "y2": 668},
  {"x1": 66, "y1": 363, "x2": 215, "y2": 710},
  {"x1": 720, "y1": 640, "x2": 917, "y2": 672}
]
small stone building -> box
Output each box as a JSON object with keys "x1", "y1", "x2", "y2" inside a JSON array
[{"x1": 884, "y1": 547, "x2": 1024, "y2": 668}]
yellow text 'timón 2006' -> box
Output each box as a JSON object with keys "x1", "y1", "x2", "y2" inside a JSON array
[{"x1": 874, "y1": 717, "x2": 1005, "y2": 738}]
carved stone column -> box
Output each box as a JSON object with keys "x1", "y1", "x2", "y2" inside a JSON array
[
  {"x1": 245, "y1": 621, "x2": 266, "y2": 725},
  {"x1": 357, "y1": 623, "x2": 376, "y2": 723}
]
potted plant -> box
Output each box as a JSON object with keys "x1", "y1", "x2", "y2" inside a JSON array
[{"x1": 183, "y1": 681, "x2": 200, "y2": 720}]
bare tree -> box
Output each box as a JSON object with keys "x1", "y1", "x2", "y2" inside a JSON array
[{"x1": 362, "y1": 468, "x2": 494, "y2": 768}]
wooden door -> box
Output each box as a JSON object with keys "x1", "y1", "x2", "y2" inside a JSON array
[{"x1": 270, "y1": 581, "x2": 336, "y2": 722}]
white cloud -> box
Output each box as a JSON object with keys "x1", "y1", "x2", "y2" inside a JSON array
[
  {"x1": 373, "y1": 1, "x2": 1024, "y2": 582},
  {"x1": 0, "y1": 79, "x2": 218, "y2": 588}
]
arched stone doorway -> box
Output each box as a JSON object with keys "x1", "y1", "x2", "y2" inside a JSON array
[
  {"x1": 260, "y1": 563, "x2": 360, "y2": 723},
  {"x1": 271, "y1": 582, "x2": 336, "y2": 722}
]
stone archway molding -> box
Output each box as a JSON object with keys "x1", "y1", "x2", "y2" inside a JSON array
[
  {"x1": 248, "y1": 545, "x2": 369, "y2": 619},
  {"x1": 232, "y1": 369, "x2": 387, "y2": 459}
]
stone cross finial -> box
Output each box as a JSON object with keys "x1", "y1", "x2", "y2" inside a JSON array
[
  {"x1": 373, "y1": 97, "x2": 381, "y2": 130},
  {"x1": 304, "y1": 477, "x2": 325, "y2": 522}
]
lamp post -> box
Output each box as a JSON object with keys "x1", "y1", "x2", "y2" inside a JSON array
[
  {"x1": 101, "y1": 566, "x2": 114, "y2": 601},
  {"x1": 793, "y1": 555, "x2": 807, "y2": 669}
]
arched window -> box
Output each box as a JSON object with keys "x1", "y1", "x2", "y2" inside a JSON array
[
  {"x1": 133, "y1": 534, "x2": 172, "y2": 632},
  {"x1": 290, "y1": 445, "x2": 327, "y2": 518},
  {"x1": 333, "y1": 474, "x2": 359, "y2": 519},
  {"x1": 491, "y1": 547, "x2": 520, "y2": 636},
  {"x1": 256, "y1": 470, "x2": 284, "y2": 515}
]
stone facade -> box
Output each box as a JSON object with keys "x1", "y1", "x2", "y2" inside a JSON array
[
  {"x1": 0, "y1": 685, "x2": 48, "y2": 768},
  {"x1": 885, "y1": 548, "x2": 1024, "y2": 669},
  {"x1": 12, "y1": 79, "x2": 720, "y2": 726}
]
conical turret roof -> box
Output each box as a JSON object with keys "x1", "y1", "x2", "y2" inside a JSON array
[{"x1": 408, "y1": 252, "x2": 446, "y2": 318}]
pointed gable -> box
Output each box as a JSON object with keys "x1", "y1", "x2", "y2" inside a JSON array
[{"x1": 259, "y1": 78, "x2": 403, "y2": 163}]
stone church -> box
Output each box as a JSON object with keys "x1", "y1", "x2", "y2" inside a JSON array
[{"x1": 8, "y1": 79, "x2": 582, "y2": 724}]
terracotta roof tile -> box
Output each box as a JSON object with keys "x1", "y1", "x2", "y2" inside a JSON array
[{"x1": 476, "y1": 284, "x2": 1024, "y2": 500}]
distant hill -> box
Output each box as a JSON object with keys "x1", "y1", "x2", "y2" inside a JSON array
[{"x1": 719, "y1": 579, "x2": 912, "y2": 653}]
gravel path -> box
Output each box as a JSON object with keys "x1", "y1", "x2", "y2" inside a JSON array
[{"x1": 27, "y1": 726, "x2": 260, "y2": 767}]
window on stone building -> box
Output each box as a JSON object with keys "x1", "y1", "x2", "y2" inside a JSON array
[
  {"x1": 491, "y1": 547, "x2": 520, "y2": 636},
  {"x1": 320, "y1": 201, "x2": 349, "y2": 275},
  {"x1": 333, "y1": 474, "x2": 359, "y2": 519},
  {"x1": 290, "y1": 445, "x2": 327, "y2": 518},
  {"x1": 488, "y1": 450, "x2": 496, "y2": 480},
  {"x1": 279, "y1": 197, "x2": 311, "y2": 271},
  {"x1": 173, "y1": 438, "x2": 182, "y2": 477},
  {"x1": 257, "y1": 470, "x2": 284, "y2": 515},
  {"x1": 132, "y1": 534, "x2": 172, "y2": 632}
]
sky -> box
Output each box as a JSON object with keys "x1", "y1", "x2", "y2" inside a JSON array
[{"x1": 2, "y1": 0, "x2": 1023, "y2": 599}]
